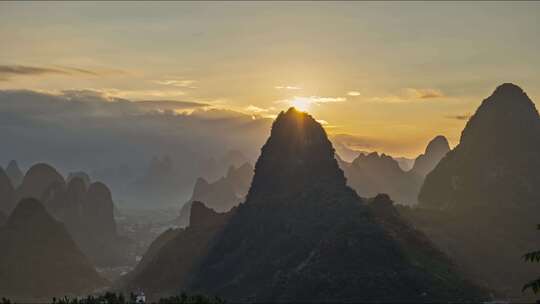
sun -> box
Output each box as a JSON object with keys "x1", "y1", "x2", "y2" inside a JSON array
[{"x1": 290, "y1": 97, "x2": 311, "y2": 112}]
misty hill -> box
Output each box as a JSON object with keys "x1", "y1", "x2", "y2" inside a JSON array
[
  {"x1": 5, "y1": 160, "x2": 24, "y2": 188},
  {"x1": 8, "y1": 163, "x2": 131, "y2": 266},
  {"x1": 0, "y1": 167, "x2": 15, "y2": 215},
  {"x1": 408, "y1": 83, "x2": 540, "y2": 299},
  {"x1": 410, "y1": 135, "x2": 450, "y2": 177},
  {"x1": 338, "y1": 135, "x2": 448, "y2": 206},
  {"x1": 127, "y1": 108, "x2": 486, "y2": 302},
  {"x1": 0, "y1": 198, "x2": 106, "y2": 299},
  {"x1": 176, "y1": 163, "x2": 253, "y2": 227},
  {"x1": 0, "y1": 90, "x2": 271, "y2": 209},
  {"x1": 123, "y1": 201, "x2": 234, "y2": 295}
]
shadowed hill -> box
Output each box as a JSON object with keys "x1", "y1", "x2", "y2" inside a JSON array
[
  {"x1": 5, "y1": 163, "x2": 131, "y2": 266},
  {"x1": 123, "y1": 201, "x2": 234, "y2": 296},
  {"x1": 0, "y1": 198, "x2": 106, "y2": 299}
]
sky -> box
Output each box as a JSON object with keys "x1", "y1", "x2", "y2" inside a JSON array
[{"x1": 1, "y1": 1, "x2": 539, "y2": 157}]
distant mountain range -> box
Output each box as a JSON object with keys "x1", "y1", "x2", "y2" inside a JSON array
[
  {"x1": 338, "y1": 135, "x2": 449, "y2": 205},
  {"x1": 125, "y1": 108, "x2": 486, "y2": 302},
  {"x1": 0, "y1": 162, "x2": 132, "y2": 267},
  {"x1": 176, "y1": 162, "x2": 253, "y2": 227}
]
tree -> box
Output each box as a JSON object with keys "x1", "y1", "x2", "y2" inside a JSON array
[{"x1": 523, "y1": 224, "x2": 540, "y2": 293}]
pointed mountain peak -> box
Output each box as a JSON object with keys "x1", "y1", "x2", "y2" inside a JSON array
[
  {"x1": 411, "y1": 135, "x2": 450, "y2": 176},
  {"x1": 7, "y1": 198, "x2": 53, "y2": 226},
  {"x1": 247, "y1": 108, "x2": 345, "y2": 201},
  {"x1": 5, "y1": 160, "x2": 23, "y2": 188},
  {"x1": 425, "y1": 135, "x2": 450, "y2": 155},
  {"x1": 19, "y1": 163, "x2": 65, "y2": 199},
  {"x1": 493, "y1": 82, "x2": 526, "y2": 96},
  {"x1": 6, "y1": 160, "x2": 22, "y2": 174},
  {"x1": 192, "y1": 177, "x2": 211, "y2": 198},
  {"x1": 459, "y1": 83, "x2": 539, "y2": 150}
]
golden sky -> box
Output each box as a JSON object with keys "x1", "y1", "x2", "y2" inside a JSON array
[{"x1": 1, "y1": 1, "x2": 539, "y2": 157}]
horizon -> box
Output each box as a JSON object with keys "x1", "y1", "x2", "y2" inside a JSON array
[{"x1": 2, "y1": 1, "x2": 539, "y2": 157}]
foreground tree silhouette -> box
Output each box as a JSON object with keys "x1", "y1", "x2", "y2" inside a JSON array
[{"x1": 523, "y1": 224, "x2": 540, "y2": 294}]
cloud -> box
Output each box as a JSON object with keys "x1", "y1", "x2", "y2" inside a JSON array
[
  {"x1": 99, "y1": 88, "x2": 187, "y2": 99},
  {"x1": 276, "y1": 96, "x2": 347, "y2": 107},
  {"x1": 0, "y1": 65, "x2": 117, "y2": 81},
  {"x1": 0, "y1": 65, "x2": 68, "y2": 79},
  {"x1": 404, "y1": 88, "x2": 444, "y2": 99},
  {"x1": 134, "y1": 100, "x2": 209, "y2": 112},
  {"x1": 369, "y1": 88, "x2": 445, "y2": 103},
  {"x1": 153, "y1": 79, "x2": 197, "y2": 88},
  {"x1": 347, "y1": 91, "x2": 361, "y2": 97},
  {"x1": 245, "y1": 105, "x2": 270, "y2": 113},
  {"x1": 445, "y1": 113, "x2": 471, "y2": 121},
  {"x1": 0, "y1": 89, "x2": 272, "y2": 176},
  {"x1": 275, "y1": 85, "x2": 301, "y2": 90},
  {"x1": 330, "y1": 133, "x2": 380, "y2": 150}
]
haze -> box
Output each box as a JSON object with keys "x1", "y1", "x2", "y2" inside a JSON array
[{"x1": 2, "y1": 1, "x2": 539, "y2": 157}]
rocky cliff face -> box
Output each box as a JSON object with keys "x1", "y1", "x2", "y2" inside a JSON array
[{"x1": 0, "y1": 198, "x2": 106, "y2": 299}]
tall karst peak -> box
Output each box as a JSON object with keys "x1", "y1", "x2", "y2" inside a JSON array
[
  {"x1": 419, "y1": 83, "x2": 540, "y2": 209},
  {"x1": 18, "y1": 163, "x2": 65, "y2": 201},
  {"x1": 411, "y1": 135, "x2": 450, "y2": 177},
  {"x1": 247, "y1": 107, "x2": 345, "y2": 201},
  {"x1": 5, "y1": 160, "x2": 23, "y2": 188},
  {"x1": 425, "y1": 135, "x2": 450, "y2": 156},
  {"x1": 7, "y1": 198, "x2": 52, "y2": 227},
  {"x1": 0, "y1": 167, "x2": 15, "y2": 214},
  {"x1": 460, "y1": 83, "x2": 539, "y2": 150}
]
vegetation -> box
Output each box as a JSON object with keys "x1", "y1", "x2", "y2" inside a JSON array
[
  {"x1": 523, "y1": 224, "x2": 540, "y2": 294},
  {"x1": 1, "y1": 292, "x2": 224, "y2": 304}
]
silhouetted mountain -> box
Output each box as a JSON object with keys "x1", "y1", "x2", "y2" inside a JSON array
[
  {"x1": 0, "y1": 211, "x2": 6, "y2": 226},
  {"x1": 410, "y1": 83, "x2": 540, "y2": 299},
  {"x1": 220, "y1": 150, "x2": 250, "y2": 170},
  {"x1": 0, "y1": 198, "x2": 106, "y2": 299},
  {"x1": 340, "y1": 152, "x2": 423, "y2": 205},
  {"x1": 0, "y1": 167, "x2": 15, "y2": 215},
  {"x1": 395, "y1": 156, "x2": 415, "y2": 171},
  {"x1": 411, "y1": 135, "x2": 450, "y2": 177},
  {"x1": 5, "y1": 160, "x2": 23, "y2": 188},
  {"x1": 124, "y1": 201, "x2": 234, "y2": 295},
  {"x1": 17, "y1": 163, "x2": 65, "y2": 203},
  {"x1": 177, "y1": 163, "x2": 253, "y2": 227},
  {"x1": 67, "y1": 171, "x2": 91, "y2": 188},
  {"x1": 8, "y1": 163, "x2": 131, "y2": 267},
  {"x1": 128, "y1": 108, "x2": 485, "y2": 301}
]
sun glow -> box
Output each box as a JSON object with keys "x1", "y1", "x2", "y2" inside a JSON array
[{"x1": 291, "y1": 97, "x2": 311, "y2": 112}]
